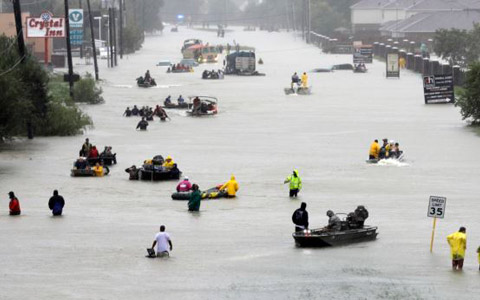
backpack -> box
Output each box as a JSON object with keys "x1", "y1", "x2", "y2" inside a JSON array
[{"x1": 292, "y1": 209, "x2": 303, "y2": 225}]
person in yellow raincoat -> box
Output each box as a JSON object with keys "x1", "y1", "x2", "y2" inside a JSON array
[
  {"x1": 477, "y1": 246, "x2": 480, "y2": 271},
  {"x1": 219, "y1": 175, "x2": 239, "y2": 198},
  {"x1": 162, "y1": 156, "x2": 175, "y2": 169},
  {"x1": 369, "y1": 139, "x2": 380, "y2": 159},
  {"x1": 301, "y1": 72, "x2": 308, "y2": 88},
  {"x1": 93, "y1": 162, "x2": 104, "y2": 177},
  {"x1": 284, "y1": 170, "x2": 302, "y2": 197},
  {"x1": 447, "y1": 227, "x2": 467, "y2": 270}
]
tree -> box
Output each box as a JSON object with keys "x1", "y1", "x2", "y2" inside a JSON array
[
  {"x1": 0, "y1": 35, "x2": 91, "y2": 139},
  {"x1": 456, "y1": 62, "x2": 480, "y2": 124},
  {"x1": 433, "y1": 28, "x2": 469, "y2": 66}
]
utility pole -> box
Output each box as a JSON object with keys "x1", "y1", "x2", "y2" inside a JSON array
[
  {"x1": 13, "y1": 0, "x2": 33, "y2": 139},
  {"x1": 12, "y1": 0, "x2": 26, "y2": 63},
  {"x1": 78, "y1": 0, "x2": 83, "y2": 58},
  {"x1": 87, "y1": 0, "x2": 99, "y2": 80},
  {"x1": 119, "y1": 0, "x2": 123, "y2": 59},
  {"x1": 307, "y1": 0, "x2": 311, "y2": 44},
  {"x1": 64, "y1": 0, "x2": 75, "y2": 98},
  {"x1": 109, "y1": 7, "x2": 114, "y2": 68},
  {"x1": 112, "y1": 6, "x2": 117, "y2": 66},
  {"x1": 302, "y1": 0, "x2": 306, "y2": 40}
]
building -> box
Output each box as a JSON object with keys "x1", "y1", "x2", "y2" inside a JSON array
[
  {"x1": 0, "y1": 12, "x2": 52, "y2": 63},
  {"x1": 352, "y1": 0, "x2": 480, "y2": 40},
  {"x1": 380, "y1": 10, "x2": 480, "y2": 40}
]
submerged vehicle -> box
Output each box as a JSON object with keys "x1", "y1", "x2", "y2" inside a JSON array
[
  {"x1": 171, "y1": 186, "x2": 227, "y2": 200},
  {"x1": 186, "y1": 96, "x2": 218, "y2": 116},
  {"x1": 136, "y1": 77, "x2": 157, "y2": 88},
  {"x1": 312, "y1": 64, "x2": 354, "y2": 73},
  {"x1": 284, "y1": 86, "x2": 312, "y2": 95},
  {"x1": 181, "y1": 39, "x2": 202, "y2": 53},
  {"x1": 156, "y1": 60, "x2": 172, "y2": 67},
  {"x1": 179, "y1": 58, "x2": 199, "y2": 67},
  {"x1": 167, "y1": 67, "x2": 192, "y2": 73},
  {"x1": 293, "y1": 226, "x2": 378, "y2": 247},
  {"x1": 225, "y1": 51, "x2": 264, "y2": 76},
  {"x1": 71, "y1": 166, "x2": 110, "y2": 177}
]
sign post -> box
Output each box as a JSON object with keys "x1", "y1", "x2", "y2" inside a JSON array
[
  {"x1": 427, "y1": 196, "x2": 447, "y2": 252},
  {"x1": 386, "y1": 52, "x2": 400, "y2": 78},
  {"x1": 423, "y1": 75, "x2": 454, "y2": 104},
  {"x1": 26, "y1": 11, "x2": 65, "y2": 66},
  {"x1": 68, "y1": 9, "x2": 84, "y2": 47}
]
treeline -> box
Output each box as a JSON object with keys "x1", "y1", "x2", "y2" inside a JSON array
[
  {"x1": 434, "y1": 24, "x2": 480, "y2": 67},
  {"x1": 0, "y1": 35, "x2": 93, "y2": 140},
  {"x1": 241, "y1": 0, "x2": 352, "y2": 36}
]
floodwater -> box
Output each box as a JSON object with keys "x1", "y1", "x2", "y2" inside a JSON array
[{"x1": 1, "y1": 26, "x2": 480, "y2": 299}]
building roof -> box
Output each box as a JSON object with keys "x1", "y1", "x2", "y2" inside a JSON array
[
  {"x1": 407, "y1": 0, "x2": 466, "y2": 11},
  {"x1": 353, "y1": 0, "x2": 480, "y2": 10},
  {"x1": 380, "y1": 10, "x2": 480, "y2": 33},
  {"x1": 351, "y1": 0, "x2": 393, "y2": 9}
]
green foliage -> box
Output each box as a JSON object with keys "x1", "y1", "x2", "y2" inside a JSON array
[
  {"x1": 73, "y1": 73, "x2": 104, "y2": 104},
  {"x1": 122, "y1": 21, "x2": 145, "y2": 54},
  {"x1": 433, "y1": 29, "x2": 469, "y2": 66},
  {"x1": 456, "y1": 62, "x2": 480, "y2": 124},
  {"x1": 0, "y1": 35, "x2": 92, "y2": 139}
]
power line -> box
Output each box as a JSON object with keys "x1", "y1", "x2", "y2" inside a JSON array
[
  {"x1": 0, "y1": 54, "x2": 26, "y2": 77},
  {"x1": 0, "y1": 28, "x2": 22, "y2": 56}
]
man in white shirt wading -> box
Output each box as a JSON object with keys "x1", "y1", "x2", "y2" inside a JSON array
[{"x1": 151, "y1": 225, "x2": 173, "y2": 257}]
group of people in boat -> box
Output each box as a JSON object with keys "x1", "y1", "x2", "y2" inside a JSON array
[
  {"x1": 164, "y1": 95, "x2": 186, "y2": 107},
  {"x1": 290, "y1": 72, "x2": 308, "y2": 89},
  {"x1": 354, "y1": 63, "x2": 367, "y2": 72},
  {"x1": 73, "y1": 138, "x2": 115, "y2": 176},
  {"x1": 202, "y1": 69, "x2": 224, "y2": 79},
  {"x1": 167, "y1": 64, "x2": 193, "y2": 73},
  {"x1": 125, "y1": 155, "x2": 180, "y2": 180},
  {"x1": 369, "y1": 138, "x2": 402, "y2": 160},
  {"x1": 292, "y1": 203, "x2": 369, "y2": 232},
  {"x1": 137, "y1": 70, "x2": 157, "y2": 86},
  {"x1": 191, "y1": 96, "x2": 214, "y2": 115}
]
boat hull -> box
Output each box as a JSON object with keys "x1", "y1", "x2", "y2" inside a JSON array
[{"x1": 293, "y1": 226, "x2": 378, "y2": 247}]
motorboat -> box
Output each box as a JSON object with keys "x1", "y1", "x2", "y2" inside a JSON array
[
  {"x1": 293, "y1": 226, "x2": 378, "y2": 247},
  {"x1": 186, "y1": 96, "x2": 218, "y2": 116}
]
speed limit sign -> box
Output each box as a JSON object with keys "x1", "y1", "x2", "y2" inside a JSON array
[{"x1": 428, "y1": 196, "x2": 446, "y2": 219}]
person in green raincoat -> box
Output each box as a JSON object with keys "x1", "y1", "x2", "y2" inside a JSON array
[
  {"x1": 188, "y1": 184, "x2": 202, "y2": 211},
  {"x1": 284, "y1": 170, "x2": 302, "y2": 197}
]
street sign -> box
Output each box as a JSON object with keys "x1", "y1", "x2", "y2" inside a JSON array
[
  {"x1": 428, "y1": 196, "x2": 446, "y2": 219},
  {"x1": 69, "y1": 9, "x2": 84, "y2": 28},
  {"x1": 386, "y1": 53, "x2": 400, "y2": 78},
  {"x1": 69, "y1": 9, "x2": 83, "y2": 46},
  {"x1": 423, "y1": 75, "x2": 454, "y2": 104},
  {"x1": 70, "y1": 29, "x2": 83, "y2": 46}
]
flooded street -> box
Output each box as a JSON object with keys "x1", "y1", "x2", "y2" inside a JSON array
[{"x1": 1, "y1": 26, "x2": 480, "y2": 299}]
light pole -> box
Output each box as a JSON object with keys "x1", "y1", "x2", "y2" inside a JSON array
[{"x1": 94, "y1": 16, "x2": 102, "y2": 41}]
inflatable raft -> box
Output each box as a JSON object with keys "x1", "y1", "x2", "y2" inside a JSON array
[
  {"x1": 171, "y1": 186, "x2": 227, "y2": 200},
  {"x1": 71, "y1": 166, "x2": 110, "y2": 177}
]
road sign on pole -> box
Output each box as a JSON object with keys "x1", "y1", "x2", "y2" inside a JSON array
[{"x1": 428, "y1": 196, "x2": 447, "y2": 252}]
